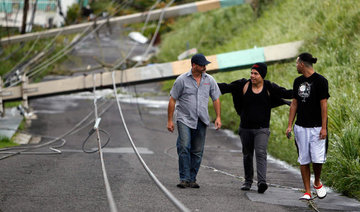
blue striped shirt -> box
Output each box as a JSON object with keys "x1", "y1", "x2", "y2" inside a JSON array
[{"x1": 170, "y1": 70, "x2": 221, "y2": 129}]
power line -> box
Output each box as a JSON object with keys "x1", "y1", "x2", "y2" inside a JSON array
[
  {"x1": 3, "y1": 0, "x2": 67, "y2": 85},
  {"x1": 109, "y1": 0, "x2": 162, "y2": 72},
  {"x1": 25, "y1": 0, "x2": 131, "y2": 81},
  {"x1": 111, "y1": 70, "x2": 190, "y2": 212},
  {"x1": 5, "y1": 0, "x2": 130, "y2": 87},
  {"x1": 91, "y1": 73, "x2": 118, "y2": 212},
  {"x1": 4, "y1": 29, "x2": 64, "y2": 86},
  {"x1": 0, "y1": 99, "x2": 113, "y2": 159}
]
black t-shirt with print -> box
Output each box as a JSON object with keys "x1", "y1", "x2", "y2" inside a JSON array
[{"x1": 293, "y1": 72, "x2": 330, "y2": 127}]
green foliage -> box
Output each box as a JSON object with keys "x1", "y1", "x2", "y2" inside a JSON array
[
  {"x1": 4, "y1": 101, "x2": 21, "y2": 108},
  {"x1": 0, "y1": 34, "x2": 75, "y2": 84},
  {"x1": 17, "y1": 119, "x2": 26, "y2": 131},
  {"x1": 251, "y1": 0, "x2": 275, "y2": 18},
  {"x1": 158, "y1": 0, "x2": 360, "y2": 199},
  {"x1": 90, "y1": 0, "x2": 124, "y2": 17},
  {"x1": 66, "y1": 3, "x2": 81, "y2": 25},
  {"x1": 0, "y1": 136, "x2": 18, "y2": 148},
  {"x1": 161, "y1": 79, "x2": 175, "y2": 93},
  {"x1": 323, "y1": 127, "x2": 360, "y2": 199},
  {"x1": 0, "y1": 27, "x2": 19, "y2": 38},
  {"x1": 156, "y1": 5, "x2": 254, "y2": 62},
  {"x1": 0, "y1": 40, "x2": 44, "y2": 77},
  {"x1": 90, "y1": 0, "x2": 112, "y2": 13}
]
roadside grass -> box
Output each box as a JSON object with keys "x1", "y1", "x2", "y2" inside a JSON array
[
  {"x1": 0, "y1": 136, "x2": 18, "y2": 148},
  {"x1": 4, "y1": 101, "x2": 21, "y2": 108},
  {"x1": 158, "y1": 0, "x2": 360, "y2": 199},
  {"x1": 156, "y1": 4, "x2": 254, "y2": 62},
  {"x1": 1, "y1": 102, "x2": 22, "y2": 148}
]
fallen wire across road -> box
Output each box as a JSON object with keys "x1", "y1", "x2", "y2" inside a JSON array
[{"x1": 82, "y1": 128, "x2": 111, "y2": 153}]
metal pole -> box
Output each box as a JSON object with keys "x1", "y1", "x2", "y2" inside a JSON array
[
  {"x1": 28, "y1": 0, "x2": 38, "y2": 32},
  {"x1": 21, "y1": 74, "x2": 29, "y2": 110}
]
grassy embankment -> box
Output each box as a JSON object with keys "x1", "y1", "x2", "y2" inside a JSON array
[{"x1": 156, "y1": 0, "x2": 360, "y2": 199}]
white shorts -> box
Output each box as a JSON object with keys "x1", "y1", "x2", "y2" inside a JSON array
[{"x1": 294, "y1": 124, "x2": 327, "y2": 165}]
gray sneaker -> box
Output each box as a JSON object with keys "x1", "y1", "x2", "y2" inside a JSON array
[
  {"x1": 189, "y1": 182, "x2": 200, "y2": 188},
  {"x1": 241, "y1": 183, "x2": 251, "y2": 191},
  {"x1": 177, "y1": 181, "x2": 189, "y2": 188}
]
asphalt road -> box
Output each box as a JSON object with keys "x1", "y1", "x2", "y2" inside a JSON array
[{"x1": 1, "y1": 83, "x2": 359, "y2": 212}]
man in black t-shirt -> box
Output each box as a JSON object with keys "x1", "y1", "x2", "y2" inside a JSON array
[
  {"x1": 286, "y1": 52, "x2": 330, "y2": 200},
  {"x1": 218, "y1": 63, "x2": 292, "y2": 193}
]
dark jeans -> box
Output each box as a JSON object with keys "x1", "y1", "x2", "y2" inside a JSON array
[
  {"x1": 176, "y1": 120, "x2": 207, "y2": 182},
  {"x1": 239, "y1": 127, "x2": 270, "y2": 185}
]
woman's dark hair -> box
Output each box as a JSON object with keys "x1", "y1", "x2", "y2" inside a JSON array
[{"x1": 298, "y1": 52, "x2": 317, "y2": 66}]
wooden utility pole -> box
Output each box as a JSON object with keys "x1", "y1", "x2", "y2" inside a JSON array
[{"x1": 21, "y1": 0, "x2": 29, "y2": 34}]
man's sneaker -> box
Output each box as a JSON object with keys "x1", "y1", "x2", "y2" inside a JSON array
[
  {"x1": 241, "y1": 183, "x2": 251, "y2": 191},
  {"x1": 314, "y1": 183, "x2": 327, "y2": 199},
  {"x1": 176, "y1": 181, "x2": 189, "y2": 188},
  {"x1": 189, "y1": 182, "x2": 200, "y2": 188},
  {"x1": 257, "y1": 182, "x2": 268, "y2": 193},
  {"x1": 299, "y1": 193, "x2": 312, "y2": 200}
]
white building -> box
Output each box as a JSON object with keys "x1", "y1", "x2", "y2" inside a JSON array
[{"x1": 0, "y1": 0, "x2": 88, "y2": 30}]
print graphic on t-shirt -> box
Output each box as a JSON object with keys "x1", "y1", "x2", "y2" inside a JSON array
[{"x1": 298, "y1": 82, "x2": 311, "y2": 102}]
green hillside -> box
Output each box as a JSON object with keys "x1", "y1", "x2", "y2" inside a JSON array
[{"x1": 157, "y1": 0, "x2": 360, "y2": 199}]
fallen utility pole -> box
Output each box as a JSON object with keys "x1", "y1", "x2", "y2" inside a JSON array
[{"x1": 0, "y1": 40, "x2": 303, "y2": 105}]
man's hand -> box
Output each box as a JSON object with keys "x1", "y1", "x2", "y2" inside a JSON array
[
  {"x1": 212, "y1": 98, "x2": 221, "y2": 130},
  {"x1": 167, "y1": 96, "x2": 176, "y2": 133},
  {"x1": 285, "y1": 127, "x2": 292, "y2": 139},
  {"x1": 167, "y1": 121, "x2": 174, "y2": 132},
  {"x1": 320, "y1": 128, "x2": 327, "y2": 140},
  {"x1": 215, "y1": 117, "x2": 221, "y2": 130}
]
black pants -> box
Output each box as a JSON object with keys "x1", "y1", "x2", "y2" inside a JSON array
[{"x1": 239, "y1": 127, "x2": 270, "y2": 185}]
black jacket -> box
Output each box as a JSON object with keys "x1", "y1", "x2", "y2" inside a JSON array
[{"x1": 218, "y1": 79, "x2": 293, "y2": 116}]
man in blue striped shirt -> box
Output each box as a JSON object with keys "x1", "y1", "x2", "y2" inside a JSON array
[{"x1": 167, "y1": 53, "x2": 221, "y2": 189}]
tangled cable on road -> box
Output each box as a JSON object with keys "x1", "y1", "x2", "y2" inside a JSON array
[
  {"x1": 82, "y1": 128, "x2": 111, "y2": 153},
  {"x1": 0, "y1": 99, "x2": 113, "y2": 160},
  {"x1": 0, "y1": 136, "x2": 66, "y2": 155}
]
